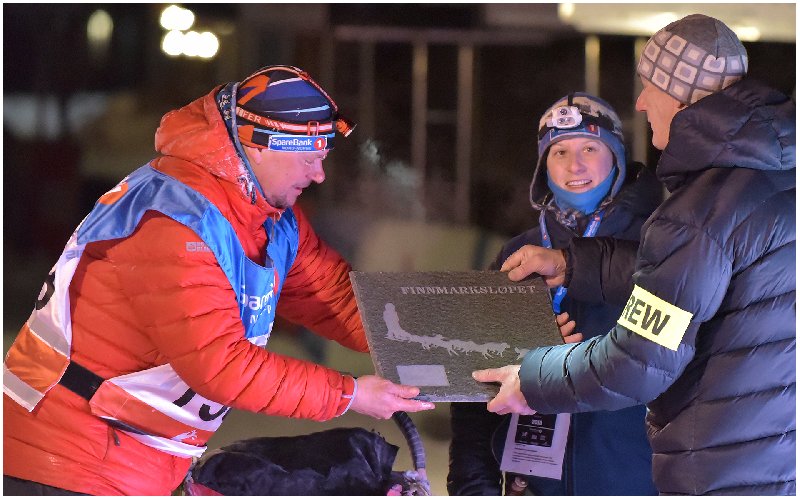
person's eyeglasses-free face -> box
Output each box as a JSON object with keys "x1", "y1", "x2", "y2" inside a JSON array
[
  {"x1": 636, "y1": 78, "x2": 684, "y2": 151},
  {"x1": 546, "y1": 137, "x2": 614, "y2": 193}
]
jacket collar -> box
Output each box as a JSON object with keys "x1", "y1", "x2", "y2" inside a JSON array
[
  {"x1": 154, "y1": 88, "x2": 286, "y2": 234},
  {"x1": 657, "y1": 78, "x2": 795, "y2": 192}
]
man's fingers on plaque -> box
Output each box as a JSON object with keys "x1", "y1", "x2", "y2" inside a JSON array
[
  {"x1": 506, "y1": 264, "x2": 535, "y2": 282},
  {"x1": 389, "y1": 382, "x2": 420, "y2": 398},
  {"x1": 499, "y1": 250, "x2": 523, "y2": 273},
  {"x1": 403, "y1": 399, "x2": 435, "y2": 412},
  {"x1": 472, "y1": 368, "x2": 499, "y2": 383}
]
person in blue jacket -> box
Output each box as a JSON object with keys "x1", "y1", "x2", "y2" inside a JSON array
[
  {"x1": 448, "y1": 93, "x2": 661, "y2": 495},
  {"x1": 475, "y1": 14, "x2": 795, "y2": 495}
]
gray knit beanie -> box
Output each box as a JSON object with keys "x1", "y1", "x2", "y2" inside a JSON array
[{"x1": 637, "y1": 14, "x2": 748, "y2": 104}]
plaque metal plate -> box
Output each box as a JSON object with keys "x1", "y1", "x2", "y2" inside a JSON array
[{"x1": 350, "y1": 271, "x2": 560, "y2": 402}]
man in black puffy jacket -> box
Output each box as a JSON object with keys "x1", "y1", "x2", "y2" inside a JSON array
[{"x1": 473, "y1": 14, "x2": 795, "y2": 495}]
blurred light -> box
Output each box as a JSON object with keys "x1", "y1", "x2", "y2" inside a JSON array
[
  {"x1": 87, "y1": 9, "x2": 113, "y2": 62},
  {"x1": 215, "y1": 21, "x2": 235, "y2": 37},
  {"x1": 87, "y1": 9, "x2": 113, "y2": 44},
  {"x1": 158, "y1": 5, "x2": 218, "y2": 60},
  {"x1": 162, "y1": 30, "x2": 184, "y2": 57},
  {"x1": 4, "y1": 93, "x2": 110, "y2": 140},
  {"x1": 161, "y1": 30, "x2": 219, "y2": 59},
  {"x1": 732, "y1": 25, "x2": 761, "y2": 42},
  {"x1": 160, "y1": 5, "x2": 195, "y2": 31},
  {"x1": 558, "y1": 3, "x2": 575, "y2": 20},
  {"x1": 182, "y1": 31, "x2": 202, "y2": 57},
  {"x1": 196, "y1": 32, "x2": 220, "y2": 59},
  {"x1": 633, "y1": 12, "x2": 679, "y2": 34}
]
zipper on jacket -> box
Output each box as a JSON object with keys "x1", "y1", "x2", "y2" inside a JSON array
[
  {"x1": 109, "y1": 426, "x2": 120, "y2": 447},
  {"x1": 268, "y1": 213, "x2": 278, "y2": 242}
]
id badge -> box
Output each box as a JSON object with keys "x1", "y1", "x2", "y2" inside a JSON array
[{"x1": 499, "y1": 412, "x2": 570, "y2": 480}]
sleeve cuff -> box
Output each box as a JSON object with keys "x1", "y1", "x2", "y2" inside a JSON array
[{"x1": 335, "y1": 374, "x2": 357, "y2": 417}]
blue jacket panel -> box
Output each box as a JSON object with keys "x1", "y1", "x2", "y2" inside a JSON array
[
  {"x1": 76, "y1": 165, "x2": 298, "y2": 343},
  {"x1": 520, "y1": 79, "x2": 796, "y2": 495}
]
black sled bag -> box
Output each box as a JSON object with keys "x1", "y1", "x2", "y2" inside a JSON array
[{"x1": 190, "y1": 427, "x2": 399, "y2": 495}]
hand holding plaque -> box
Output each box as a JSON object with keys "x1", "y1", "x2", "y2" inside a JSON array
[{"x1": 500, "y1": 245, "x2": 567, "y2": 287}]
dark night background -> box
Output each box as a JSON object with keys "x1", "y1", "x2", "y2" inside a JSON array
[{"x1": 3, "y1": 3, "x2": 796, "y2": 330}]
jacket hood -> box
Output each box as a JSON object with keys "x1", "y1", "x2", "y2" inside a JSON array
[
  {"x1": 153, "y1": 87, "x2": 284, "y2": 231},
  {"x1": 154, "y1": 87, "x2": 257, "y2": 203},
  {"x1": 658, "y1": 78, "x2": 796, "y2": 191},
  {"x1": 608, "y1": 162, "x2": 662, "y2": 220}
]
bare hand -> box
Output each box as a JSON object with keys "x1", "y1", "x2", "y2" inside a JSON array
[
  {"x1": 556, "y1": 312, "x2": 583, "y2": 343},
  {"x1": 350, "y1": 375, "x2": 435, "y2": 419},
  {"x1": 472, "y1": 365, "x2": 536, "y2": 415},
  {"x1": 500, "y1": 245, "x2": 567, "y2": 287}
]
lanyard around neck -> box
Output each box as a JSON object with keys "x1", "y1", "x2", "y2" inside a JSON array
[{"x1": 538, "y1": 208, "x2": 605, "y2": 314}]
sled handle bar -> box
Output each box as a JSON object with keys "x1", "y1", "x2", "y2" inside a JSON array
[{"x1": 392, "y1": 411, "x2": 428, "y2": 481}]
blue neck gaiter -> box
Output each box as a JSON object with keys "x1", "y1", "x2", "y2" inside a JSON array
[{"x1": 547, "y1": 167, "x2": 616, "y2": 215}]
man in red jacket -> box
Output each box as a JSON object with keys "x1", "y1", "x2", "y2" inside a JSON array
[{"x1": 3, "y1": 65, "x2": 434, "y2": 495}]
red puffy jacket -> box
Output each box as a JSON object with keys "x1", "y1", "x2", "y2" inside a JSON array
[{"x1": 4, "y1": 88, "x2": 367, "y2": 495}]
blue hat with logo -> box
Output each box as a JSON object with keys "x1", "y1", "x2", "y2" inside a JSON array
[{"x1": 234, "y1": 65, "x2": 356, "y2": 152}]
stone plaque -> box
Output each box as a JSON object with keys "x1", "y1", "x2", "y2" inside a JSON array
[{"x1": 350, "y1": 271, "x2": 560, "y2": 402}]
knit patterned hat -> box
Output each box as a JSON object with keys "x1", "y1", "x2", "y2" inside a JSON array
[
  {"x1": 637, "y1": 14, "x2": 748, "y2": 105},
  {"x1": 234, "y1": 65, "x2": 355, "y2": 151}
]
